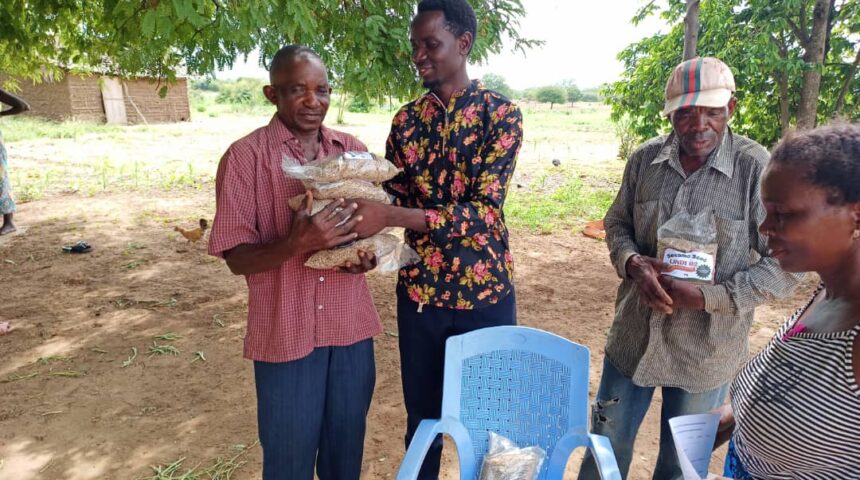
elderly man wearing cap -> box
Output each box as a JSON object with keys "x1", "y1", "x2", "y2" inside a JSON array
[{"x1": 578, "y1": 57, "x2": 801, "y2": 479}]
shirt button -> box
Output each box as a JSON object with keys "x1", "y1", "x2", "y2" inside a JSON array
[
  {"x1": 318, "y1": 305, "x2": 324, "y2": 310},
  {"x1": 319, "y1": 276, "x2": 325, "y2": 282}
]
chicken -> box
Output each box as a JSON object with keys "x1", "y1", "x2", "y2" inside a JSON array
[{"x1": 174, "y1": 218, "x2": 208, "y2": 244}]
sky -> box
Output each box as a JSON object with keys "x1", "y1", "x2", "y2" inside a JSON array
[{"x1": 218, "y1": 0, "x2": 668, "y2": 90}]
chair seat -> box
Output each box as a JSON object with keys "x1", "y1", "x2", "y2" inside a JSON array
[{"x1": 395, "y1": 326, "x2": 621, "y2": 480}]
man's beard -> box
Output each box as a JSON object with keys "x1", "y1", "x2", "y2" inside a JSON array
[{"x1": 422, "y1": 79, "x2": 440, "y2": 90}]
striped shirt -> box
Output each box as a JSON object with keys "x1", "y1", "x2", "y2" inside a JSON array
[
  {"x1": 603, "y1": 130, "x2": 802, "y2": 392},
  {"x1": 208, "y1": 115, "x2": 382, "y2": 363},
  {"x1": 731, "y1": 286, "x2": 860, "y2": 478}
]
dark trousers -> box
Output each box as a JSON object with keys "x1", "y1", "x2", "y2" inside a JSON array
[
  {"x1": 397, "y1": 284, "x2": 517, "y2": 480},
  {"x1": 254, "y1": 339, "x2": 375, "y2": 480}
]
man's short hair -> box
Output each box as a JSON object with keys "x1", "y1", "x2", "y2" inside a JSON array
[
  {"x1": 417, "y1": 0, "x2": 477, "y2": 52},
  {"x1": 268, "y1": 45, "x2": 321, "y2": 82}
]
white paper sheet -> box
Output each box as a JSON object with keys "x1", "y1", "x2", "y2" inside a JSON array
[{"x1": 669, "y1": 413, "x2": 720, "y2": 480}]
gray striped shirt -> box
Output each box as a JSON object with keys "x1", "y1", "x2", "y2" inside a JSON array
[{"x1": 603, "y1": 129, "x2": 802, "y2": 393}]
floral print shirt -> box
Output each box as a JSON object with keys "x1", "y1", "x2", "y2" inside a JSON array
[{"x1": 384, "y1": 80, "x2": 523, "y2": 310}]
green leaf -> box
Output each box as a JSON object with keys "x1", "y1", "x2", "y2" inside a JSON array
[{"x1": 141, "y1": 10, "x2": 157, "y2": 37}]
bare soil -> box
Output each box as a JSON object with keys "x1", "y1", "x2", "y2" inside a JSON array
[{"x1": 0, "y1": 190, "x2": 815, "y2": 479}]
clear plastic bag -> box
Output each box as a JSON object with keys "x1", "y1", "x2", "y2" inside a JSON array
[
  {"x1": 287, "y1": 195, "x2": 335, "y2": 216},
  {"x1": 479, "y1": 432, "x2": 546, "y2": 480},
  {"x1": 282, "y1": 151, "x2": 400, "y2": 183},
  {"x1": 306, "y1": 179, "x2": 391, "y2": 204},
  {"x1": 304, "y1": 233, "x2": 419, "y2": 273},
  {"x1": 657, "y1": 207, "x2": 718, "y2": 284}
]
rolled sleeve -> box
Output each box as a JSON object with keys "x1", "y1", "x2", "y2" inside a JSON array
[
  {"x1": 208, "y1": 145, "x2": 260, "y2": 258},
  {"x1": 700, "y1": 283, "x2": 734, "y2": 314},
  {"x1": 604, "y1": 149, "x2": 644, "y2": 279},
  {"x1": 383, "y1": 117, "x2": 411, "y2": 207}
]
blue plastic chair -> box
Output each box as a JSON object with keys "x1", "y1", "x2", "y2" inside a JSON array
[{"x1": 395, "y1": 326, "x2": 621, "y2": 480}]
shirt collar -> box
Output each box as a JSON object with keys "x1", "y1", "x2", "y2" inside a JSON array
[
  {"x1": 418, "y1": 79, "x2": 481, "y2": 108},
  {"x1": 267, "y1": 114, "x2": 344, "y2": 151},
  {"x1": 651, "y1": 127, "x2": 735, "y2": 179}
]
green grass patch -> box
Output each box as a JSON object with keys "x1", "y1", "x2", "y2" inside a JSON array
[
  {"x1": 506, "y1": 168, "x2": 615, "y2": 234},
  {"x1": 142, "y1": 441, "x2": 258, "y2": 480},
  {"x1": 154, "y1": 332, "x2": 180, "y2": 341},
  {"x1": 148, "y1": 342, "x2": 180, "y2": 356},
  {"x1": 1, "y1": 117, "x2": 127, "y2": 142}
]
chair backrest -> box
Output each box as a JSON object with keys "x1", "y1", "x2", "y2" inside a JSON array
[{"x1": 441, "y1": 326, "x2": 590, "y2": 478}]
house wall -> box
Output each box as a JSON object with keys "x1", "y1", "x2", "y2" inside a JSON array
[
  {"x1": 1, "y1": 73, "x2": 191, "y2": 124},
  {"x1": 1, "y1": 76, "x2": 74, "y2": 121},
  {"x1": 67, "y1": 75, "x2": 107, "y2": 123},
  {"x1": 123, "y1": 78, "x2": 191, "y2": 125}
]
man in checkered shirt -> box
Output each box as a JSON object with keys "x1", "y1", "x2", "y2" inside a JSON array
[
  {"x1": 208, "y1": 45, "x2": 382, "y2": 480},
  {"x1": 578, "y1": 57, "x2": 801, "y2": 479}
]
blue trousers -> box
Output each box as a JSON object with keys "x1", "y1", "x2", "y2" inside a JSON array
[
  {"x1": 254, "y1": 339, "x2": 375, "y2": 480},
  {"x1": 397, "y1": 284, "x2": 517, "y2": 480},
  {"x1": 578, "y1": 357, "x2": 728, "y2": 480}
]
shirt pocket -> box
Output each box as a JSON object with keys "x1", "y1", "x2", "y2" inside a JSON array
[
  {"x1": 634, "y1": 199, "x2": 660, "y2": 255},
  {"x1": 714, "y1": 216, "x2": 749, "y2": 282}
]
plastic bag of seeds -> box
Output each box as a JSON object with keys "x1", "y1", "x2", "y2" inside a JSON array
[
  {"x1": 304, "y1": 233, "x2": 419, "y2": 273},
  {"x1": 657, "y1": 207, "x2": 718, "y2": 284},
  {"x1": 282, "y1": 151, "x2": 400, "y2": 183},
  {"x1": 307, "y1": 179, "x2": 391, "y2": 204},
  {"x1": 478, "y1": 432, "x2": 546, "y2": 480},
  {"x1": 287, "y1": 195, "x2": 335, "y2": 216}
]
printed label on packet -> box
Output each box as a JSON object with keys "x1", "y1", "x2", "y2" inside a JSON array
[
  {"x1": 662, "y1": 248, "x2": 715, "y2": 282},
  {"x1": 343, "y1": 151, "x2": 375, "y2": 161}
]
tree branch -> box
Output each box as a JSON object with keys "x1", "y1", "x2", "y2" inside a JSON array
[
  {"x1": 824, "y1": 0, "x2": 837, "y2": 59},
  {"x1": 834, "y1": 47, "x2": 860, "y2": 115},
  {"x1": 800, "y1": 0, "x2": 808, "y2": 36},
  {"x1": 785, "y1": 17, "x2": 809, "y2": 47},
  {"x1": 683, "y1": 0, "x2": 700, "y2": 61}
]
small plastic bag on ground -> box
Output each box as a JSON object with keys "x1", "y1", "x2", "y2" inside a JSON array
[
  {"x1": 657, "y1": 207, "x2": 718, "y2": 284},
  {"x1": 479, "y1": 432, "x2": 546, "y2": 480},
  {"x1": 304, "y1": 233, "x2": 419, "y2": 273},
  {"x1": 282, "y1": 151, "x2": 400, "y2": 183}
]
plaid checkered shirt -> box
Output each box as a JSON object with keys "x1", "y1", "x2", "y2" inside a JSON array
[
  {"x1": 604, "y1": 129, "x2": 802, "y2": 392},
  {"x1": 209, "y1": 115, "x2": 382, "y2": 363}
]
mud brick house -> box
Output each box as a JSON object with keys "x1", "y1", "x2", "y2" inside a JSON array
[{"x1": 5, "y1": 72, "x2": 190, "y2": 125}]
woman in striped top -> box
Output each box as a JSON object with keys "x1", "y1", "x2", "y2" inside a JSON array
[{"x1": 715, "y1": 123, "x2": 860, "y2": 479}]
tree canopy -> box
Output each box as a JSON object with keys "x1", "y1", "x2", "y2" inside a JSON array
[
  {"x1": 481, "y1": 73, "x2": 514, "y2": 98},
  {"x1": 0, "y1": 0, "x2": 537, "y2": 101},
  {"x1": 535, "y1": 85, "x2": 566, "y2": 108},
  {"x1": 604, "y1": 0, "x2": 860, "y2": 147},
  {"x1": 559, "y1": 79, "x2": 582, "y2": 103}
]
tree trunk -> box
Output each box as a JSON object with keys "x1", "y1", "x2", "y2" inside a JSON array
[
  {"x1": 777, "y1": 70, "x2": 791, "y2": 136},
  {"x1": 796, "y1": 0, "x2": 833, "y2": 129},
  {"x1": 683, "y1": 0, "x2": 701, "y2": 61},
  {"x1": 774, "y1": 34, "x2": 792, "y2": 136},
  {"x1": 336, "y1": 92, "x2": 348, "y2": 125},
  {"x1": 834, "y1": 47, "x2": 860, "y2": 116}
]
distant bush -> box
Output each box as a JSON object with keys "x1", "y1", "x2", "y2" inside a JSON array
[
  {"x1": 614, "y1": 114, "x2": 638, "y2": 161},
  {"x1": 190, "y1": 78, "x2": 219, "y2": 92},
  {"x1": 348, "y1": 97, "x2": 373, "y2": 113},
  {"x1": 215, "y1": 78, "x2": 268, "y2": 106},
  {"x1": 580, "y1": 87, "x2": 603, "y2": 102}
]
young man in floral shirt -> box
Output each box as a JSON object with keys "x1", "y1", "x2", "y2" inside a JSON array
[{"x1": 350, "y1": 0, "x2": 522, "y2": 477}]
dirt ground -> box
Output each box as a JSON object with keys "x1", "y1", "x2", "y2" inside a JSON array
[{"x1": 0, "y1": 189, "x2": 815, "y2": 480}]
